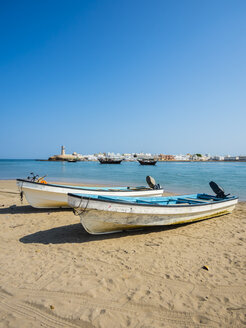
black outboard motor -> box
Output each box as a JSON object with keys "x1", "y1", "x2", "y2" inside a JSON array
[
  {"x1": 146, "y1": 176, "x2": 161, "y2": 190},
  {"x1": 27, "y1": 172, "x2": 39, "y2": 182},
  {"x1": 209, "y1": 181, "x2": 230, "y2": 198}
]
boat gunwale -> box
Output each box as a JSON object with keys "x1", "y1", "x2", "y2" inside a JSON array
[
  {"x1": 16, "y1": 179, "x2": 161, "y2": 193},
  {"x1": 68, "y1": 193, "x2": 238, "y2": 208}
]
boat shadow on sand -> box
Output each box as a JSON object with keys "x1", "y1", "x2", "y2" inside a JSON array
[
  {"x1": 19, "y1": 222, "x2": 197, "y2": 244},
  {"x1": 0, "y1": 204, "x2": 72, "y2": 214}
]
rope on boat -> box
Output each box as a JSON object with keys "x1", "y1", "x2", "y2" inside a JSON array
[
  {"x1": 19, "y1": 182, "x2": 23, "y2": 203},
  {"x1": 20, "y1": 191, "x2": 23, "y2": 203},
  {"x1": 73, "y1": 197, "x2": 90, "y2": 216}
]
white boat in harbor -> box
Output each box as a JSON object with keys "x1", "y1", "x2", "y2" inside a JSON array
[
  {"x1": 68, "y1": 182, "x2": 238, "y2": 234},
  {"x1": 16, "y1": 176, "x2": 163, "y2": 208}
]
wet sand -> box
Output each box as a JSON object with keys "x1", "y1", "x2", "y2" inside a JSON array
[{"x1": 0, "y1": 180, "x2": 245, "y2": 327}]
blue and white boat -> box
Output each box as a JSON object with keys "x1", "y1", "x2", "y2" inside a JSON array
[
  {"x1": 16, "y1": 176, "x2": 163, "y2": 208},
  {"x1": 68, "y1": 182, "x2": 238, "y2": 234}
]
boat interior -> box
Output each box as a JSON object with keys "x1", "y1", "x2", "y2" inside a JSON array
[
  {"x1": 70, "y1": 193, "x2": 237, "y2": 206},
  {"x1": 18, "y1": 179, "x2": 151, "y2": 191},
  {"x1": 52, "y1": 184, "x2": 151, "y2": 191}
]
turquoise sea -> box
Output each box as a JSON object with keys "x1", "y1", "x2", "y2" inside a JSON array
[{"x1": 1, "y1": 159, "x2": 246, "y2": 200}]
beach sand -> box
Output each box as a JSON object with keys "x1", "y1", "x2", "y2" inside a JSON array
[{"x1": 0, "y1": 180, "x2": 245, "y2": 327}]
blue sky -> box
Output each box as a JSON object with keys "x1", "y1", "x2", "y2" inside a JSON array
[{"x1": 0, "y1": 0, "x2": 245, "y2": 158}]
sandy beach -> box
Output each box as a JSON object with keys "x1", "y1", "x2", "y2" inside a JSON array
[{"x1": 0, "y1": 180, "x2": 245, "y2": 327}]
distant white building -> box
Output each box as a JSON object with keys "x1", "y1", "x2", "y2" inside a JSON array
[
  {"x1": 224, "y1": 155, "x2": 239, "y2": 161},
  {"x1": 174, "y1": 154, "x2": 190, "y2": 161},
  {"x1": 82, "y1": 154, "x2": 98, "y2": 161},
  {"x1": 122, "y1": 153, "x2": 136, "y2": 161},
  {"x1": 202, "y1": 154, "x2": 211, "y2": 161},
  {"x1": 211, "y1": 155, "x2": 224, "y2": 161},
  {"x1": 135, "y1": 153, "x2": 153, "y2": 158},
  {"x1": 106, "y1": 152, "x2": 122, "y2": 158},
  {"x1": 190, "y1": 154, "x2": 211, "y2": 161}
]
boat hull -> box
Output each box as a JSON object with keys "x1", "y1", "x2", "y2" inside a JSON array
[
  {"x1": 68, "y1": 195, "x2": 238, "y2": 234},
  {"x1": 138, "y1": 160, "x2": 157, "y2": 165},
  {"x1": 16, "y1": 180, "x2": 164, "y2": 208},
  {"x1": 99, "y1": 159, "x2": 122, "y2": 164}
]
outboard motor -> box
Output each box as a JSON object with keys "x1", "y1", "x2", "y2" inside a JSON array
[
  {"x1": 209, "y1": 181, "x2": 230, "y2": 198},
  {"x1": 146, "y1": 176, "x2": 161, "y2": 190},
  {"x1": 27, "y1": 172, "x2": 39, "y2": 182}
]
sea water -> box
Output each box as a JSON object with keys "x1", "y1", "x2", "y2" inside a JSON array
[{"x1": 1, "y1": 159, "x2": 246, "y2": 200}]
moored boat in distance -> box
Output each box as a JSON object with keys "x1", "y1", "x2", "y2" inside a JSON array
[
  {"x1": 138, "y1": 158, "x2": 157, "y2": 165},
  {"x1": 68, "y1": 182, "x2": 238, "y2": 235},
  {"x1": 67, "y1": 159, "x2": 77, "y2": 162},
  {"x1": 98, "y1": 157, "x2": 123, "y2": 164},
  {"x1": 16, "y1": 175, "x2": 163, "y2": 208}
]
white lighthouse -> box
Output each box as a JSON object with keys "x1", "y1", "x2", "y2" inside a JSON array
[{"x1": 61, "y1": 145, "x2": 65, "y2": 156}]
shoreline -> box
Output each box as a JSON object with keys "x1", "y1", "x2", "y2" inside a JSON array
[{"x1": 2, "y1": 158, "x2": 246, "y2": 162}]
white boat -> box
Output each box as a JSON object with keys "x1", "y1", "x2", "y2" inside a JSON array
[
  {"x1": 16, "y1": 176, "x2": 163, "y2": 208},
  {"x1": 67, "y1": 182, "x2": 238, "y2": 234}
]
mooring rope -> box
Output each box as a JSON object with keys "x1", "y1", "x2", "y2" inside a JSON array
[
  {"x1": 73, "y1": 197, "x2": 90, "y2": 216},
  {"x1": 19, "y1": 182, "x2": 23, "y2": 203}
]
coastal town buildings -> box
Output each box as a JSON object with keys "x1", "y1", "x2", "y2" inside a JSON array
[
  {"x1": 224, "y1": 155, "x2": 239, "y2": 161},
  {"x1": 159, "y1": 154, "x2": 175, "y2": 161},
  {"x1": 211, "y1": 155, "x2": 225, "y2": 161},
  {"x1": 81, "y1": 154, "x2": 98, "y2": 161},
  {"x1": 173, "y1": 154, "x2": 190, "y2": 161},
  {"x1": 122, "y1": 153, "x2": 136, "y2": 161},
  {"x1": 47, "y1": 146, "x2": 246, "y2": 162}
]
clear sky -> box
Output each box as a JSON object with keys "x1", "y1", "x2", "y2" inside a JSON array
[{"x1": 0, "y1": 0, "x2": 246, "y2": 158}]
